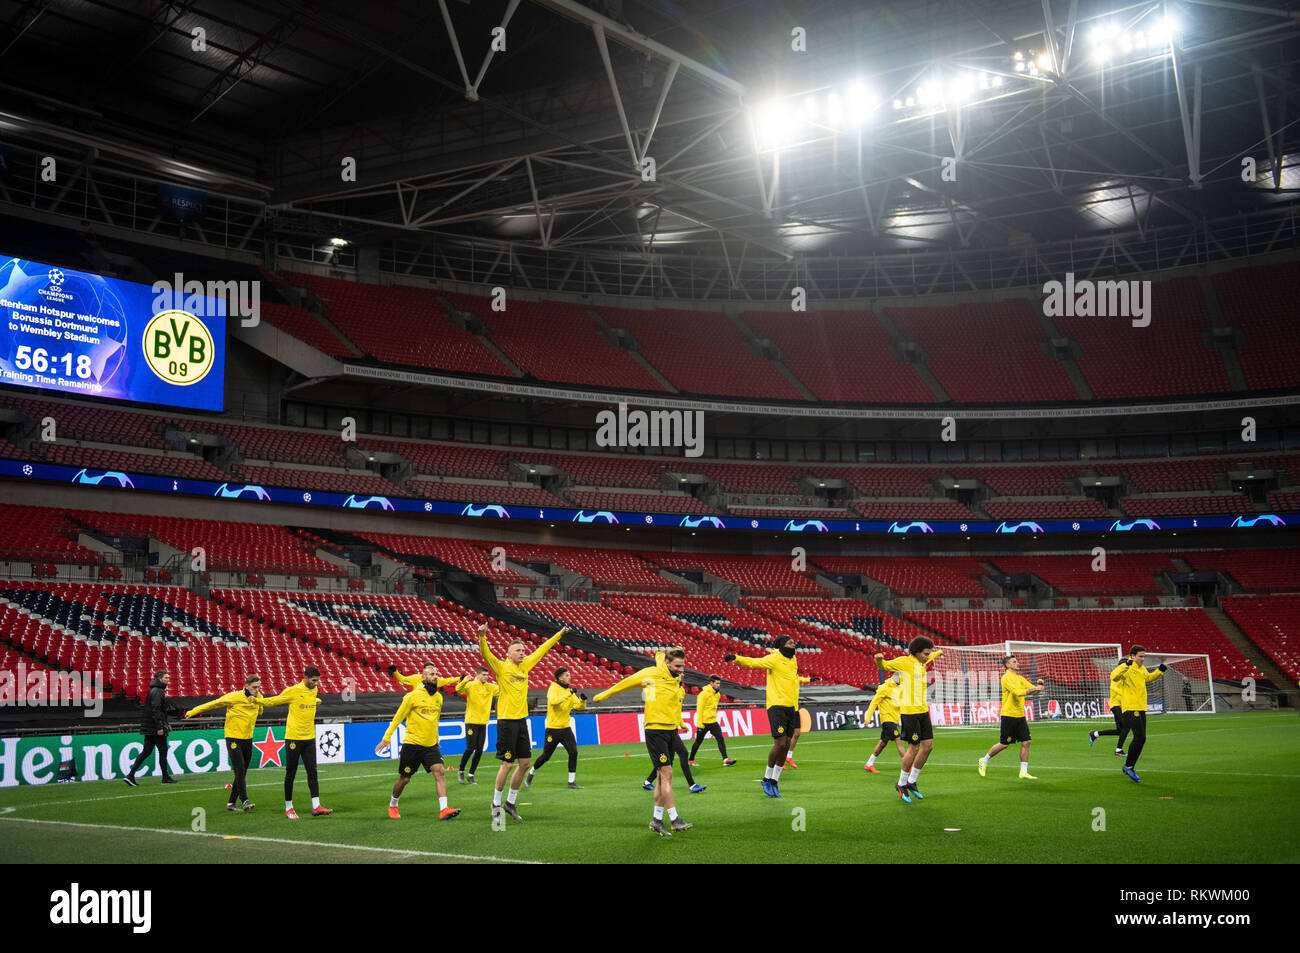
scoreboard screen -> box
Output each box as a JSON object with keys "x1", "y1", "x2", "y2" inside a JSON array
[{"x1": 0, "y1": 256, "x2": 226, "y2": 412}]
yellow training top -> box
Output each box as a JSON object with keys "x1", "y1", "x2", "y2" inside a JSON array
[
  {"x1": 479, "y1": 629, "x2": 565, "y2": 720},
  {"x1": 259, "y1": 681, "x2": 322, "y2": 741},
  {"x1": 594, "y1": 653, "x2": 684, "y2": 731},
  {"x1": 732, "y1": 650, "x2": 801, "y2": 708},
  {"x1": 186, "y1": 689, "x2": 264, "y2": 740}
]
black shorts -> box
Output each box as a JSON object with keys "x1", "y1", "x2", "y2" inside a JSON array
[
  {"x1": 879, "y1": 721, "x2": 900, "y2": 743},
  {"x1": 495, "y1": 718, "x2": 532, "y2": 762},
  {"x1": 900, "y1": 712, "x2": 934, "y2": 744},
  {"x1": 399, "y1": 743, "x2": 444, "y2": 775},
  {"x1": 999, "y1": 716, "x2": 1031, "y2": 744},
  {"x1": 645, "y1": 729, "x2": 677, "y2": 769},
  {"x1": 768, "y1": 706, "x2": 799, "y2": 739}
]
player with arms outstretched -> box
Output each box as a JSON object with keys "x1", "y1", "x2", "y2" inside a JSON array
[
  {"x1": 726, "y1": 634, "x2": 801, "y2": 798},
  {"x1": 875, "y1": 637, "x2": 943, "y2": 803},
  {"x1": 594, "y1": 649, "x2": 692, "y2": 836},
  {"x1": 377, "y1": 663, "x2": 463, "y2": 820},
  {"x1": 184, "y1": 673, "x2": 265, "y2": 811},
  {"x1": 977, "y1": 655, "x2": 1045, "y2": 779},
  {"x1": 260, "y1": 666, "x2": 331, "y2": 819},
  {"x1": 477, "y1": 622, "x2": 568, "y2": 822},
  {"x1": 863, "y1": 672, "x2": 905, "y2": 773}
]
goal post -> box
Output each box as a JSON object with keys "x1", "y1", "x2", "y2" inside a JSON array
[
  {"x1": 925, "y1": 642, "x2": 1123, "y2": 726},
  {"x1": 1140, "y1": 652, "x2": 1216, "y2": 714}
]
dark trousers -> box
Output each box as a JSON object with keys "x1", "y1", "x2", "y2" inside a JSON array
[
  {"x1": 647, "y1": 734, "x2": 696, "y2": 786},
  {"x1": 1123, "y1": 711, "x2": 1147, "y2": 768},
  {"x1": 128, "y1": 733, "x2": 173, "y2": 779},
  {"x1": 689, "y1": 722, "x2": 728, "y2": 760},
  {"x1": 227, "y1": 738, "x2": 252, "y2": 804},
  {"x1": 1096, "y1": 706, "x2": 1131, "y2": 748},
  {"x1": 459, "y1": 723, "x2": 487, "y2": 775},
  {"x1": 533, "y1": 727, "x2": 578, "y2": 773},
  {"x1": 284, "y1": 738, "x2": 319, "y2": 800}
]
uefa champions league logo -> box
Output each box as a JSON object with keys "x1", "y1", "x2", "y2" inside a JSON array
[{"x1": 47, "y1": 269, "x2": 64, "y2": 286}]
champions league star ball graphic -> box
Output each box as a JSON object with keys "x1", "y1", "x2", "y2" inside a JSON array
[
  {"x1": 319, "y1": 730, "x2": 342, "y2": 758},
  {"x1": 0, "y1": 259, "x2": 129, "y2": 389}
]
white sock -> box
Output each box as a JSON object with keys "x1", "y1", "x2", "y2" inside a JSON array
[
  {"x1": 867, "y1": 755, "x2": 877, "y2": 767},
  {"x1": 653, "y1": 805, "x2": 664, "y2": 820},
  {"x1": 772, "y1": 765, "x2": 783, "y2": 781},
  {"x1": 568, "y1": 772, "x2": 576, "y2": 783},
  {"x1": 667, "y1": 807, "x2": 678, "y2": 821},
  {"x1": 285, "y1": 800, "x2": 293, "y2": 811},
  {"x1": 908, "y1": 768, "x2": 920, "y2": 783},
  {"x1": 311, "y1": 797, "x2": 320, "y2": 809},
  {"x1": 439, "y1": 796, "x2": 448, "y2": 810},
  {"x1": 1020, "y1": 761, "x2": 1030, "y2": 772},
  {"x1": 492, "y1": 789, "x2": 503, "y2": 807},
  {"x1": 527, "y1": 767, "x2": 535, "y2": 777},
  {"x1": 898, "y1": 770, "x2": 908, "y2": 786},
  {"x1": 467, "y1": 774, "x2": 474, "y2": 780},
  {"x1": 506, "y1": 788, "x2": 518, "y2": 805},
  {"x1": 764, "y1": 766, "x2": 773, "y2": 780},
  {"x1": 389, "y1": 796, "x2": 399, "y2": 807},
  {"x1": 979, "y1": 755, "x2": 989, "y2": 764}
]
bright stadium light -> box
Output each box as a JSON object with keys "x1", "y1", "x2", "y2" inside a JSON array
[
  {"x1": 754, "y1": 99, "x2": 792, "y2": 147},
  {"x1": 846, "y1": 81, "x2": 874, "y2": 123},
  {"x1": 802, "y1": 94, "x2": 819, "y2": 122}
]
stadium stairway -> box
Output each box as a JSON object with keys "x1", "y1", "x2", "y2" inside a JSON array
[
  {"x1": 1203, "y1": 606, "x2": 1290, "y2": 695},
  {"x1": 590, "y1": 309, "x2": 678, "y2": 392}
]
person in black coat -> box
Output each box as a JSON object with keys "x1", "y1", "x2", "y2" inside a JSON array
[{"x1": 124, "y1": 670, "x2": 178, "y2": 786}]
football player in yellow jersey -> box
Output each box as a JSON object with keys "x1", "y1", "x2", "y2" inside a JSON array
[
  {"x1": 525, "y1": 667, "x2": 587, "y2": 789},
  {"x1": 1112, "y1": 645, "x2": 1166, "y2": 782},
  {"x1": 376, "y1": 662, "x2": 462, "y2": 820},
  {"x1": 1089, "y1": 658, "x2": 1131, "y2": 756},
  {"x1": 687, "y1": 675, "x2": 737, "y2": 767},
  {"x1": 594, "y1": 648, "x2": 693, "y2": 836},
  {"x1": 260, "y1": 666, "x2": 331, "y2": 819},
  {"x1": 875, "y1": 636, "x2": 943, "y2": 803},
  {"x1": 863, "y1": 673, "x2": 905, "y2": 772},
  {"x1": 727, "y1": 634, "x2": 801, "y2": 797},
  {"x1": 977, "y1": 655, "x2": 1045, "y2": 779},
  {"x1": 184, "y1": 673, "x2": 265, "y2": 812},
  {"x1": 456, "y1": 667, "x2": 499, "y2": 784},
  {"x1": 477, "y1": 622, "x2": 568, "y2": 823}
]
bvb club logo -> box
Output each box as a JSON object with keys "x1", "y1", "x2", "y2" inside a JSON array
[
  {"x1": 546, "y1": 735, "x2": 553, "y2": 743},
  {"x1": 777, "y1": 726, "x2": 784, "y2": 734},
  {"x1": 911, "y1": 734, "x2": 919, "y2": 741},
  {"x1": 142, "y1": 311, "x2": 215, "y2": 386},
  {"x1": 659, "y1": 754, "x2": 667, "y2": 763}
]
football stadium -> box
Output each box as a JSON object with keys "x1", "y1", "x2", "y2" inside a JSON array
[{"x1": 0, "y1": 0, "x2": 1296, "y2": 916}]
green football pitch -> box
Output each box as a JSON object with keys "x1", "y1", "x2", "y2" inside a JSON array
[{"x1": 3, "y1": 712, "x2": 1297, "y2": 864}]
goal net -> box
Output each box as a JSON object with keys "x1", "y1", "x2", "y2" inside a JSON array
[
  {"x1": 924, "y1": 642, "x2": 1123, "y2": 726},
  {"x1": 1138, "y1": 652, "x2": 1216, "y2": 714}
]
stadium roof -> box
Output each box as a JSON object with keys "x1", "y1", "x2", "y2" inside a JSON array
[{"x1": 1, "y1": 0, "x2": 1299, "y2": 296}]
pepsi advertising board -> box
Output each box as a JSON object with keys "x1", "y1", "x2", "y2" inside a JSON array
[{"x1": 0, "y1": 256, "x2": 225, "y2": 412}]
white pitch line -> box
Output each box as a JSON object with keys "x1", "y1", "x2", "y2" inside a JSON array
[
  {"x1": 819, "y1": 759, "x2": 1300, "y2": 779},
  {"x1": 0, "y1": 816, "x2": 547, "y2": 864}
]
